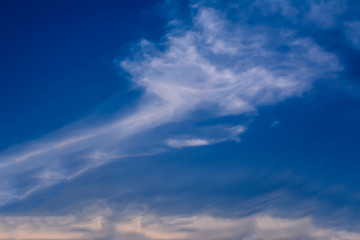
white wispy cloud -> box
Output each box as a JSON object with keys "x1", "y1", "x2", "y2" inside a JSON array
[
  {"x1": 166, "y1": 125, "x2": 247, "y2": 148},
  {"x1": 0, "y1": 3, "x2": 341, "y2": 206},
  {"x1": 166, "y1": 138, "x2": 212, "y2": 148},
  {"x1": 123, "y1": 7, "x2": 340, "y2": 116}
]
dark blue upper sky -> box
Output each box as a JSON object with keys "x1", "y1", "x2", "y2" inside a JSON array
[
  {"x1": 0, "y1": 0, "x2": 360, "y2": 239},
  {"x1": 0, "y1": 0, "x2": 166, "y2": 149}
]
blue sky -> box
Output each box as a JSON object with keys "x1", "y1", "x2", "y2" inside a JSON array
[{"x1": 1, "y1": 0, "x2": 360, "y2": 239}]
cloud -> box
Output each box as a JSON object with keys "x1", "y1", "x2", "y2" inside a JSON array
[
  {"x1": 166, "y1": 138, "x2": 212, "y2": 148},
  {"x1": 0, "y1": 2, "x2": 341, "y2": 207},
  {"x1": 270, "y1": 120, "x2": 280, "y2": 127},
  {"x1": 306, "y1": 0, "x2": 347, "y2": 29},
  {"x1": 252, "y1": 0, "x2": 299, "y2": 20},
  {"x1": 166, "y1": 125, "x2": 247, "y2": 148},
  {"x1": 343, "y1": 21, "x2": 360, "y2": 49},
  {"x1": 1, "y1": 207, "x2": 359, "y2": 240},
  {"x1": 114, "y1": 213, "x2": 360, "y2": 240},
  {"x1": 122, "y1": 7, "x2": 340, "y2": 116}
]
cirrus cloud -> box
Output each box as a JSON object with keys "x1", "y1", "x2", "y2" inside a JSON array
[{"x1": 0, "y1": 3, "x2": 342, "y2": 208}]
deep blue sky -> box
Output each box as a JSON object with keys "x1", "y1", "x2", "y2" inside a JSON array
[
  {"x1": 0, "y1": 0, "x2": 165, "y2": 149},
  {"x1": 0, "y1": 0, "x2": 360, "y2": 239}
]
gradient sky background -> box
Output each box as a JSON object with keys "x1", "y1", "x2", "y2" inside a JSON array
[{"x1": 1, "y1": 0, "x2": 360, "y2": 239}]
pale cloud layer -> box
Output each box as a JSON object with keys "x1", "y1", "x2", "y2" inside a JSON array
[
  {"x1": 0, "y1": 4, "x2": 341, "y2": 207},
  {"x1": 0, "y1": 208, "x2": 359, "y2": 240}
]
